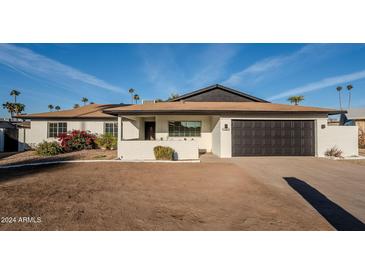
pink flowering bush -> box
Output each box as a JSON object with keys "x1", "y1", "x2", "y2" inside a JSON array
[{"x1": 58, "y1": 130, "x2": 97, "y2": 152}]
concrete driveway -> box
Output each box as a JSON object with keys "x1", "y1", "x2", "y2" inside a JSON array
[{"x1": 203, "y1": 155, "x2": 365, "y2": 230}]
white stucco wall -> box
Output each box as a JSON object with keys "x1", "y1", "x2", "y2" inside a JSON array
[
  {"x1": 211, "y1": 116, "x2": 221, "y2": 156},
  {"x1": 121, "y1": 118, "x2": 140, "y2": 140},
  {"x1": 0, "y1": 128, "x2": 4, "y2": 152},
  {"x1": 119, "y1": 140, "x2": 199, "y2": 160},
  {"x1": 24, "y1": 119, "x2": 117, "y2": 147},
  {"x1": 316, "y1": 119, "x2": 358, "y2": 157}
]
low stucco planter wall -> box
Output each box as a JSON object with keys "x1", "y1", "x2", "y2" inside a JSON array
[
  {"x1": 317, "y1": 125, "x2": 359, "y2": 157},
  {"x1": 118, "y1": 140, "x2": 199, "y2": 160}
]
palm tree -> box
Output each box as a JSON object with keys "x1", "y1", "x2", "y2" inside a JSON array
[
  {"x1": 347, "y1": 84, "x2": 353, "y2": 109},
  {"x1": 48, "y1": 104, "x2": 54, "y2": 111},
  {"x1": 287, "y1": 95, "x2": 304, "y2": 105},
  {"x1": 129, "y1": 88, "x2": 135, "y2": 104},
  {"x1": 14, "y1": 103, "x2": 25, "y2": 115},
  {"x1": 133, "y1": 94, "x2": 140, "y2": 104},
  {"x1": 2, "y1": 102, "x2": 16, "y2": 117},
  {"x1": 73, "y1": 104, "x2": 80, "y2": 109},
  {"x1": 55, "y1": 105, "x2": 61, "y2": 111},
  {"x1": 336, "y1": 86, "x2": 343, "y2": 110},
  {"x1": 10, "y1": 89, "x2": 21, "y2": 103},
  {"x1": 81, "y1": 97, "x2": 89, "y2": 105}
]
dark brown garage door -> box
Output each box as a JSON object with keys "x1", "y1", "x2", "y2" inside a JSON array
[{"x1": 232, "y1": 120, "x2": 315, "y2": 156}]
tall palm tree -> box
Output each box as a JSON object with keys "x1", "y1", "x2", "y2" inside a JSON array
[
  {"x1": 129, "y1": 88, "x2": 135, "y2": 104},
  {"x1": 10, "y1": 89, "x2": 21, "y2": 103},
  {"x1": 48, "y1": 104, "x2": 54, "y2": 111},
  {"x1": 133, "y1": 94, "x2": 140, "y2": 104},
  {"x1": 336, "y1": 86, "x2": 343, "y2": 110},
  {"x1": 287, "y1": 95, "x2": 304, "y2": 105},
  {"x1": 55, "y1": 105, "x2": 61, "y2": 111},
  {"x1": 73, "y1": 104, "x2": 80, "y2": 109},
  {"x1": 81, "y1": 97, "x2": 89, "y2": 105},
  {"x1": 2, "y1": 102, "x2": 16, "y2": 117},
  {"x1": 347, "y1": 84, "x2": 353, "y2": 110}
]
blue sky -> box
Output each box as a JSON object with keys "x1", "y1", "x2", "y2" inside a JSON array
[{"x1": 1, "y1": 43, "x2": 365, "y2": 117}]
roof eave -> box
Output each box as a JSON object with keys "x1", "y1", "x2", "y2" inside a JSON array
[{"x1": 104, "y1": 109, "x2": 337, "y2": 116}]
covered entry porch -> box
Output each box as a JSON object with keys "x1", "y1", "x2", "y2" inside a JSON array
[{"x1": 117, "y1": 115, "x2": 218, "y2": 160}]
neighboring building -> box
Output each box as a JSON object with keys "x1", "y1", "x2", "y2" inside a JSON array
[
  {"x1": 16, "y1": 84, "x2": 359, "y2": 159},
  {"x1": 0, "y1": 120, "x2": 26, "y2": 152},
  {"x1": 343, "y1": 108, "x2": 365, "y2": 132},
  {"x1": 16, "y1": 104, "x2": 119, "y2": 149}
]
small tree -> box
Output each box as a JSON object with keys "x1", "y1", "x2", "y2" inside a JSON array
[
  {"x1": 288, "y1": 95, "x2": 304, "y2": 105},
  {"x1": 81, "y1": 97, "x2": 89, "y2": 105},
  {"x1": 73, "y1": 104, "x2": 80, "y2": 109},
  {"x1": 55, "y1": 105, "x2": 61, "y2": 111},
  {"x1": 48, "y1": 104, "x2": 54, "y2": 111}
]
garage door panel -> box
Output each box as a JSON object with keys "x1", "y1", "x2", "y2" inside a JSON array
[{"x1": 232, "y1": 120, "x2": 315, "y2": 156}]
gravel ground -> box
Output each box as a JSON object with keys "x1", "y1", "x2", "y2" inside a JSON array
[
  {"x1": 0, "y1": 149, "x2": 117, "y2": 166},
  {"x1": 0, "y1": 161, "x2": 333, "y2": 231}
]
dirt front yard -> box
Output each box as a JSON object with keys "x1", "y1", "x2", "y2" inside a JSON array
[
  {"x1": 0, "y1": 160, "x2": 336, "y2": 231},
  {"x1": 0, "y1": 149, "x2": 117, "y2": 166}
]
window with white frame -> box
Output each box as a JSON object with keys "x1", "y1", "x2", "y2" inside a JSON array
[
  {"x1": 104, "y1": 122, "x2": 118, "y2": 137},
  {"x1": 168, "y1": 121, "x2": 201, "y2": 137},
  {"x1": 48, "y1": 122, "x2": 67, "y2": 138}
]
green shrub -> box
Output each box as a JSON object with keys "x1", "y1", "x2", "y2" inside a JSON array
[
  {"x1": 95, "y1": 134, "x2": 117, "y2": 150},
  {"x1": 153, "y1": 146, "x2": 175, "y2": 160},
  {"x1": 36, "y1": 141, "x2": 63, "y2": 156},
  {"x1": 324, "y1": 146, "x2": 343, "y2": 158}
]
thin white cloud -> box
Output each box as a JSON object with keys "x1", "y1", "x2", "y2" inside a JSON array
[
  {"x1": 223, "y1": 56, "x2": 285, "y2": 85},
  {"x1": 268, "y1": 69, "x2": 365, "y2": 101},
  {"x1": 222, "y1": 44, "x2": 355, "y2": 86},
  {"x1": 0, "y1": 44, "x2": 124, "y2": 93},
  {"x1": 187, "y1": 44, "x2": 239, "y2": 87}
]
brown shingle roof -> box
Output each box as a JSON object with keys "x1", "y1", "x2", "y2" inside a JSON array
[
  {"x1": 15, "y1": 104, "x2": 120, "y2": 119},
  {"x1": 104, "y1": 102, "x2": 342, "y2": 115}
]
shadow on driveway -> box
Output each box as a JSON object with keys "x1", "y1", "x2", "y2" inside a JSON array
[{"x1": 284, "y1": 177, "x2": 365, "y2": 231}]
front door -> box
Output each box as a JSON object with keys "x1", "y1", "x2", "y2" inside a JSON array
[{"x1": 145, "y1": 121, "x2": 156, "y2": 140}]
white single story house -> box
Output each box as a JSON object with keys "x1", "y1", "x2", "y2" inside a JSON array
[
  {"x1": 17, "y1": 84, "x2": 359, "y2": 160},
  {"x1": 16, "y1": 104, "x2": 119, "y2": 149}
]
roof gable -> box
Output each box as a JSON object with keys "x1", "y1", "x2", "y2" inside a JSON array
[{"x1": 169, "y1": 84, "x2": 269, "y2": 103}]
